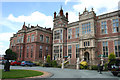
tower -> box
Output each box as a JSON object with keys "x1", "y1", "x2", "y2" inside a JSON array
[{"x1": 53, "y1": 7, "x2": 68, "y2": 60}]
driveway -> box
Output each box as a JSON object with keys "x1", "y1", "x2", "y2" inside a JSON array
[{"x1": 0, "y1": 65, "x2": 120, "y2": 79}]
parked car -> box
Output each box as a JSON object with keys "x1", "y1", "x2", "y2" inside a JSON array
[
  {"x1": 2, "y1": 60, "x2": 7, "y2": 65},
  {"x1": 21, "y1": 61, "x2": 36, "y2": 67},
  {"x1": 10, "y1": 61, "x2": 21, "y2": 66},
  {"x1": 108, "y1": 59, "x2": 120, "y2": 76}
]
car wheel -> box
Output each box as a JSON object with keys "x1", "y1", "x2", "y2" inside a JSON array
[
  {"x1": 112, "y1": 72, "x2": 118, "y2": 76},
  {"x1": 25, "y1": 64, "x2": 28, "y2": 66},
  {"x1": 14, "y1": 64, "x2": 17, "y2": 66}
]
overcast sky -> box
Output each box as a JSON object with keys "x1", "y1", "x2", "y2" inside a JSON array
[{"x1": 0, "y1": 0, "x2": 119, "y2": 55}]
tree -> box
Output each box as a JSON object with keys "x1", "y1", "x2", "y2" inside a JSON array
[
  {"x1": 108, "y1": 52, "x2": 116, "y2": 61},
  {"x1": 4, "y1": 49, "x2": 17, "y2": 72},
  {"x1": 4, "y1": 49, "x2": 17, "y2": 60},
  {"x1": 46, "y1": 55, "x2": 51, "y2": 64}
]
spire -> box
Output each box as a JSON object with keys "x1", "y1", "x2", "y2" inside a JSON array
[
  {"x1": 24, "y1": 21, "x2": 25, "y2": 26},
  {"x1": 60, "y1": 5, "x2": 63, "y2": 10},
  {"x1": 60, "y1": 5, "x2": 63, "y2": 16},
  {"x1": 85, "y1": 7, "x2": 87, "y2": 11},
  {"x1": 92, "y1": 8, "x2": 94, "y2": 11},
  {"x1": 22, "y1": 22, "x2": 26, "y2": 30}
]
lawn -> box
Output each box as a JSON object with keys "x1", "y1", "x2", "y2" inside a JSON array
[{"x1": 0, "y1": 69, "x2": 44, "y2": 79}]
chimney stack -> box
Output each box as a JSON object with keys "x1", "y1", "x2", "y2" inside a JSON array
[
  {"x1": 66, "y1": 12, "x2": 68, "y2": 19},
  {"x1": 54, "y1": 12, "x2": 56, "y2": 18}
]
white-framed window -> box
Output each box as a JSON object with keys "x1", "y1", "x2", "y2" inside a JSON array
[
  {"x1": 40, "y1": 35, "x2": 44, "y2": 42},
  {"x1": 27, "y1": 36, "x2": 30, "y2": 42},
  {"x1": 21, "y1": 36, "x2": 24, "y2": 43},
  {"x1": 102, "y1": 41, "x2": 108, "y2": 57},
  {"x1": 76, "y1": 44, "x2": 79, "y2": 58},
  {"x1": 84, "y1": 41, "x2": 90, "y2": 47},
  {"x1": 46, "y1": 46, "x2": 48, "y2": 56},
  {"x1": 82, "y1": 22, "x2": 91, "y2": 34},
  {"x1": 46, "y1": 36, "x2": 49, "y2": 43},
  {"x1": 54, "y1": 46, "x2": 59, "y2": 53},
  {"x1": 75, "y1": 27, "x2": 79, "y2": 38},
  {"x1": 20, "y1": 46, "x2": 23, "y2": 58},
  {"x1": 31, "y1": 35, "x2": 34, "y2": 42},
  {"x1": 113, "y1": 19, "x2": 119, "y2": 33},
  {"x1": 60, "y1": 29, "x2": 62, "y2": 40},
  {"x1": 17, "y1": 37, "x2": 20, "y2": 43},
  {"x1": 39, "y1": 46, "x2": 42, "y2": 58},
  {"x1": 101, "y1": 21, "x2": 107, "y2": 34},
  {"x1": 31, "y1": 45, "x2": 33, "y2": 58},
  {"x1": 68, "y1": 45, "x2": 72, "y2": 58},
  {"x1": 114, "y1": 40, "x2": 120, "y2": 57},
  {"x1": 68, "y1": 29, "x2": 72, "y2": 39},
  {"x1": 54, "y1": 30, "x2": 60, "y2": 39},
  {"x1": 60, "y1": 45, "x2": 62, "y2": 58}
]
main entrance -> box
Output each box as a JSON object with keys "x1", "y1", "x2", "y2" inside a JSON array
[{"x1": 84, "y1": 52, "x2": 89, "y2": 62}]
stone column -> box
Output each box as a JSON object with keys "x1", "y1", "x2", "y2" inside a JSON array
[
  {"x1": 44, "y1": 56, "x2": 46, "y2": 63},
  {"x1": 80, "y1": 49, "x2": 83, "y2": 61},
  {"x1": 76, "y1": 58, "x2": 79, "y2": 70}
]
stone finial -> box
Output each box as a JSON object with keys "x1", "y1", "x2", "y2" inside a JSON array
[
  {"x1": 85, "y1": 7, "x2": 87, "y2": 11},
  {"x1": 79, "y1": 12, "x2": 80, "y2": 15},
  {"x1": 92, "y1": 8, "x2": 94, "y2": 11},
  {"x1": 24, "y1": 21, "x2": 25, "y2": 26}
]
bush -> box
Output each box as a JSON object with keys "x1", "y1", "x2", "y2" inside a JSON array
[
  {"x1": 80, "y1": 61, "x2": 88, "y2": 69},
  {"x1": 51, "y1": 60, "x2": 58, "y2": 67},
  {"x1": 108, "y1": 52, "x2": 116, "y2": 62},
  {"x1": 91, "y1": 65, "x2": 98, "y2": 70},
  {"x1": 47, "y1": 55, "x2": 51, "y2": 64},
  {"x1": 32, "y1": 60, "x2": 44, "y2": 66},
  {"x1": 104, "y1": 63, "x2": 108, "y2": 71}
]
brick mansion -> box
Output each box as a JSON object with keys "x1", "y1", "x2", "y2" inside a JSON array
[{"x1": 10, "y1": 7, "x2": 120, "y2": 65}]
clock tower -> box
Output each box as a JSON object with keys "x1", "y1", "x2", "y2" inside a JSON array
[{"x1": 53, "y1": 7, "x2": 68, "y2": 60}]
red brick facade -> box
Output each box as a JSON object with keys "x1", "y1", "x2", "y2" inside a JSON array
[
  {"x1": 10, "y1": 8, "x2": 120, "y2": 64},
  {"x1": 10, "y1": 23, "x2": 52, "y2": 61}
]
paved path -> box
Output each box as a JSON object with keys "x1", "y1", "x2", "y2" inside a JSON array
[{"x1": 0, "y1": 65, "x2": 120, "y2": 79}]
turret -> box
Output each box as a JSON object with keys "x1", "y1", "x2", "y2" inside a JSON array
[{"x1": 54, "y1": 12, "x2": 56, "y2": 18}]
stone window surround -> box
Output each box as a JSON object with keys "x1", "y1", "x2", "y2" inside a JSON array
[
  {"x1": 101, "y1": 21, "x2": 107, "y2": 34},
  {"x1": 112, "y1": 18, "x2": 119, "y2": 33},
  {"x1": 114, "y1": 40, "x2": 120, "y2": 57},
  {"x1": 68, "y1": 45, "x2": 72, "y2": 58},
  {"x1": 102, "y1": 41, "x2": 109, "y2": 57}
]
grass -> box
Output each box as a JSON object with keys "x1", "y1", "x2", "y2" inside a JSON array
[{"x1": 0, "y1": 69, "x2": 44, "y2": 79}]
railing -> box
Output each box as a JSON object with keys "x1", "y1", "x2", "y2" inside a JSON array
[
  {"x1": 76, "y1": 56, "x2": 84, "y2": 70},
  {"x1": 61, "y1": 56, "x2": 70, "y2": 69}
]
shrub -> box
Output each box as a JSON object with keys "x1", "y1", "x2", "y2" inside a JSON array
[
  {"x1": 91, "y1": 65, "x2": 98, "y2": 70},
  {"x1": 51, "y1": 60, "x2": 58, "y2": 67},
  {"x1": 47, "y1": 55, "x2": 51, "y2": 64},
  {"x1": 80, "y1": 61, "x2": 88, "y2": 69},
  {"x1": 104, "y1": 63, "x2": 108, "y2": 71},
  {"x1": 108, "y1": 52, "x2": 116, "y2": 62}
]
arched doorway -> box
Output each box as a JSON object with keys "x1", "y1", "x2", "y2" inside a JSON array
[{"x1": 84, "y1": 52, "x2": 89, "y2": 62}]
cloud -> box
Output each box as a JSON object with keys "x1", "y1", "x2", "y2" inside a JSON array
[
  {"x1": 73, "y1": 0, "x2": 119, "y2": 15},
  {"x1": 65, "y1": 0, "x2": 71, "y2": 5},
  {"x1": 0, "y1": 32, "x2": 14, "y2": 55},
  {"x1": 67, "y1": 11, "x2": 78, "y2": 23},
  {"x1": 7, "y1": 11, "x2": 53, "y2": 28},
  {"x1": 0, "y1": 32, "x2": 13, "y2": 42},
  {"x1": 0, "y1": 18, "x2": 20, "y2": 31}
]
